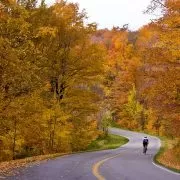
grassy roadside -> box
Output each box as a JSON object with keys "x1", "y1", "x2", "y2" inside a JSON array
[
  {"x1": 0, "y1": 134, "x2": 128, "y2": 177},
  {"x1": 154, "y1": 137, "x2": 180, "y2": 173},
  {"x1": 86, "y1": 134, "x2": 129, "y2": 151}
]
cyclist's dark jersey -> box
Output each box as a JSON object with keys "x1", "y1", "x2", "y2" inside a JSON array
[{"x1": 143, "y1": 139, "x2": 149, "y2": 147}]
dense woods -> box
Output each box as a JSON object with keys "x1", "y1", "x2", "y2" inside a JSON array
[
  {"x1": 0, "y1": 0, "x2": 106, "y2": 161},
  {"x1": 93, "y1": 0, "x2": 179, "y2": 167},
  {"x1": 0, "y1": 0, "x2": 179, "y2": 167}
]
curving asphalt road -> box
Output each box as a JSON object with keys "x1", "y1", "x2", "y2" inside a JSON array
[{"x1": 6, "y1": 128, "x2": 180, "y2": 180}]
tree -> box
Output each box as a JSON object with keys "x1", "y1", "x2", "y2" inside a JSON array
[
  {"x1": 101, "y1": 111, "x2": 113, "y2": 136},
  {"x1": 0, "y1": 0, "x2": 106, "y2": 161}
]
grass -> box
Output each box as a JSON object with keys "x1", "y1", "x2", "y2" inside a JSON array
[{"x1": 86, "y1": 134, "x2": 129, "y2": 151}]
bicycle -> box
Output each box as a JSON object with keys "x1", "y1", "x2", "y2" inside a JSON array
[{"x1": 143, "y1": 145, "x2": 148, "y2": 154}]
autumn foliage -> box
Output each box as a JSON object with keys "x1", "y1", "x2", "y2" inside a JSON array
[
  {"x1": 0, "y1": 0, "x2": 179, "y2": 166},
  {"x1": 96, "y1": 0, "x2": 179, "y2": 167},
  {"x1": 0, "y1": 0, "x2": 105, "y2": 161}
]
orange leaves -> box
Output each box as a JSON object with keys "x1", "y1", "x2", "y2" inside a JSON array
[
  {"x1": 0, "y1": 0, "x2": 106, "y2": 162},
  {"x1": 37, "y1": 27, "x2": 57, "y2": 38},
  {"x1": 134, "y1": 0, "x2": 180, "y2": 137},
  {"x1": 165, "y1": 0, "x2": 180, "y2": 13},
  {"x1": 95, "y1": 28, "x2": 143, "y2": 127},
  {"x1": 101, "y1": 0, "x2": 180, "y2": 137}
]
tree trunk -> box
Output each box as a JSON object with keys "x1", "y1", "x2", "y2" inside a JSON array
[
  {"x1": 51, "y1": 116, "x2": 57, "y2": 152},
  {"x1": 12, "y1": 118, "x2": 17, "y2": 160}
]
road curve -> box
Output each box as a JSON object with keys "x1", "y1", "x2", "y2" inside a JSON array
[{"x1": 6, "y1": 128, "x2": 179, "y2": 180}]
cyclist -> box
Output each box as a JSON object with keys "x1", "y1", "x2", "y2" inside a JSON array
[{"x1": 143, "y1": 137, "x2": 149, "y2": 154}]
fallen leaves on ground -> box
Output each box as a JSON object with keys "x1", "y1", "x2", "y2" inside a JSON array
[{"x1": 0, "y1": 153, "x2": 68, "y2": 177}]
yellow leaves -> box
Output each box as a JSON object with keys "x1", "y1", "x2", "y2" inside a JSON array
[
  {"x1": 145, "y1": 109, "x2": 158, "y2": 132},
  {"x1": 53, "y1": 1, "x2": 82, "y2": 26},
  {"x1": 114, "y1": 39, "x2": 122, "y2": 50},
  {"x1": 71, "y1": 119, "x2": 99, "y2": 151},
  {"x1": 165, "y1": 0, "x2": 180, "y2": 13},
  {"x1": 37, "y1": 27, "x2": 57, "y2": 38},
  {"x1": 111, "y1": 31, "x2": 128, "y2": 51},
  {"x1": 124, "y1": 86, "x2": 144, "y2": 122},
  {"x1": 136, "y1": 24, "x2": 160, "y2": 51},
  {"x1": 134, "y1": 0, "x2": 180, "y2": 137},
  {"x1": 0, "y1": 0, "x2": 107, "y2": 162},
  {"x1": 42, "y1": 103, "x2": 71, "y2": 123},
  {"x1": 141, "y1": 1, "x2": 180, "y2": 63}
]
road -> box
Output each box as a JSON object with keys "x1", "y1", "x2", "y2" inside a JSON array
[{"x1": 7, "y1": 128, "x2": 179, "y2": 180}]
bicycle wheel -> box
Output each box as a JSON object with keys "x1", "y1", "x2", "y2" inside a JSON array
[{"x1": 143, "y1": 146, "x2": 147, "y2": 154}]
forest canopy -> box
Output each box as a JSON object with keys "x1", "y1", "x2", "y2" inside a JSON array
[{"x1": 0, "y1": 0, "x2": 179, "y2": 164}]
